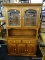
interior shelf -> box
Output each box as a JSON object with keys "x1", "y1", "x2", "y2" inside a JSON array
[
  {"x1": 8, "y1": 29, "x2": 36, "y2": 36},
  {"x1": 7, "y1": 35, "x2": 37, "y2": 40}
]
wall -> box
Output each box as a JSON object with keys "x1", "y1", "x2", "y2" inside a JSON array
[{"x1": 31, "y1": 0, "x2": 43, "y2": 3}]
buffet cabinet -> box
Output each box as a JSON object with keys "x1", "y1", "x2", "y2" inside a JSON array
[
  {"x1": 7, "y1": 38, "x2": 36, "y2": 56},
  {"x1": 3, "y1": 4, "x2": 42, "y2": 56}
]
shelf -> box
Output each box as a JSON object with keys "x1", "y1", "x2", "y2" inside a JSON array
[
  {"x1": 7, "y1": 35, "x2": 37, "y2": 40},
  {"x1": 6, "y1": 27, "x2": 38, "y2": 30},
  {"x1": 40, "y1": 33, "x2": 45, "y2": 44},
  {"x1": 40, "y1": 28, "x2": 45, "y2": 32}
]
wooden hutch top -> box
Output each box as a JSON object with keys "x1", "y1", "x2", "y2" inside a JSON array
[
  {"x1": 3, "y1": 3, "x2": 42, "y2": 6},
  {"x1": 2, "y1": 3, "x2": 42, "y2": 56}
]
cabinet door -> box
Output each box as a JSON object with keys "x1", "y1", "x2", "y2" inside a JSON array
[
  {"x1": 7, "y1": 8, "x2": 21, "y2": 28},
  {"x1": 7, "y1": 44, "x2": 17, "y2": 54},
  {"x1": 27, "y1": 44, "x2": 36, "y2": 54},
  {"x1": 22, "y1": 7, "x2": 39, "y2": 28},
  {"x1": 17, "y1": 44, "x2": 26, "y2": 55}
]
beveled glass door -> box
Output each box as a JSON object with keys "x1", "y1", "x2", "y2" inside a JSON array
[
  {"x1": 7, "y1": 9, "x2": 21, "y2": 27},
  {"x1": 22, "y1": 7, "x2": 38, "y2": 28},
  {"x1": 24, "y1": 9, "x2": 37, "y2": 26}
]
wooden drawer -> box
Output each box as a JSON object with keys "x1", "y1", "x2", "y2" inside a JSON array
[
  {"x1": 22, "y1": 40, "x2": 36, "y2": 44},
  {"x1": 7, "y1": 40, "x2": 21, "y2": 44}
]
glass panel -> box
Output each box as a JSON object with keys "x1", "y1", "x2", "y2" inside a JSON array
[
  {"x1": 8, "y1": 10, "x2": 20, "y2": 26},
  {"x1": 24, "y1": 9, "x2": 37, "y2": 26}
]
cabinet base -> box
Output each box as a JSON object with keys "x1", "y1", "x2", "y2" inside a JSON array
[{"x1": 8, "y1": 54, "x2": 36, "y2": 57}]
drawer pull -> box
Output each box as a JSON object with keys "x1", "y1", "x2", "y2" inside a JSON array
[
  {"x1": 29, "y1": 42, "x2": 30, "y2": 43},
  {"x1": 27, "y1": 50, "x2": 28, "y2": 51},
  {"x1": 15, "y1": 49, "x2": 16, "y2": 50},
  {"x1": 23, "y1": 17, "x2": 24, "y2": 19},
  {"x1": 14, "y1": 41, "x2": 15, "y2": 43},
  {"x1": 25, "y1": 50, "x2": 26, "y2": 51}
]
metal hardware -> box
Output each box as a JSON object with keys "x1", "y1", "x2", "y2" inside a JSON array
[
  {"x1": 14, "y1": 41, "x2": 15, "y2": 43},
  {"x1": 15, "y1": 49, "x2": 16, "y2": 50},
  {"x1": 29, "y1": 42, "x2": 30, "y2": 43},
  {"x1": 27, "y1": 50, "x2": 28, "y2": 51},
  {"x1": 25, "y1": 50, "x2": 26, "y2": 51}
]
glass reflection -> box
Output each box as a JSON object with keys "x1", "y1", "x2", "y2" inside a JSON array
[
  {"x1": 8, "y1": 10, "x2": 20, "y2": 26},
  {"x1": 24, "y1": 9, "x2": 37, "y2": 26}
]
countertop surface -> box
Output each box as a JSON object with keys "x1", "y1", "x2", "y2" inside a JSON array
[{"x1": 40, "y1": 33, "x2": 45, "y2": 45}]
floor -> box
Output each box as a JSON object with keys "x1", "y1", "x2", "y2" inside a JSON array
[{"x1": 0, "y1": 55, "x2": 42, "y2": 60}]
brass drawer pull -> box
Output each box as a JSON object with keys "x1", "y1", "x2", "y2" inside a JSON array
[
  {"x1": 15, "y1": 49, "x2": 16, "y2": 50},
  {"x1": 27, "y1": 50, "x2": 28, "y2": 51},
  {"x1": 29, "y1": 42, "x2": 30, "y2": 43},
  {"x1": 14, "y1": 41, "x2": 15, "y2": 43},
  {"x1": 25, "y1": 50, "x2": 26, "y2": 51}
]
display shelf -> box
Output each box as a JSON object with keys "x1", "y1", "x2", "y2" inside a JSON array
[
  {"x1": 40, "y1": 28, "x2": 45, "y2": 32},
  {"x1": 7, "y1": 35, "x2": 36, "y2": 39},
  {"x1": 40, "y1": 33, "x2": 45, "y2": 45},
  {"x1": 40, "y1": 0, "x2": 45, "y2": 32}
]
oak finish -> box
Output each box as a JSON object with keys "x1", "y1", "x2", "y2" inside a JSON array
[{"x1": 3, "y1": 3, "x2": 42, "y2": 57}]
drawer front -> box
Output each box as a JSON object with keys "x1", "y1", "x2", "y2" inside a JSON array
[
  {"x1": 7, "y1": 39, "x2": 21, "y2": 44},
  {"x1": 22, "y1": 40, "x2": 36, "y2": 44}
]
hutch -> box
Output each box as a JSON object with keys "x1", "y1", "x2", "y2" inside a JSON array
[{"x1": 3, "y1": 3, "x2": 42, "y2": 57}]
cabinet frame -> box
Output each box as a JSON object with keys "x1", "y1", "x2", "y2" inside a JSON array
[
  {"x1": 22, "y1": 7, "x2": 39, "y2": 28},
  {"x1": 3, "y1": 3, "x2": 42, "y2": 56},
  {"x1": 6, "y1": 7, "x2": 21, "y2": 28}
]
